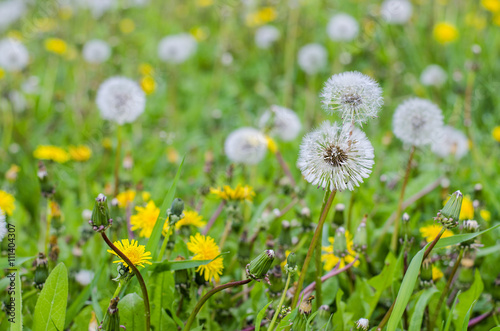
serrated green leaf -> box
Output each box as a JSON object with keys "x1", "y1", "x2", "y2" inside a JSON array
[
  {"x1": 408, "y1": 288, "x2": 438, "y2": 331},
  {"x1": 33, "y1": 263, "x2": 68, "y2": 331},
  {"x1": 119, "y1": 293, "x2": 145, "y2": 330},
  {"x1": 146, "y1": 158, "x2": 184, "y2": 261},
  {"x1": 255, "y1": 301, "x2": 272, "y2": 331}
]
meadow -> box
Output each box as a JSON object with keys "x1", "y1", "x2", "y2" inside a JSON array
[{"x1": 0, "y1": 0, "x2": 500, "y2": 330}]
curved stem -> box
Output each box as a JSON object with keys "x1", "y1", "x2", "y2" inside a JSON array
[
  {"x1": 101, "y1": 232, "x2": 150, "y2": 330},
  {"x1": 390, "y1": 146, "x2": 415, "y2": 252},
  {"x1": 274, "y1": 150, "x2": 297, "y2": 187},
  {"x1": 183, "y1": 279, "x2": 252, "y2": 331},
  {"x1": 203, "y1": 201, "x2": 226, "y2": 235},
  {"x1": 267, "y1": 272, "x2": 292, "y2": 331},
  {"x1": 291, "y1": 190, "x2": 337, "y2": 308}
]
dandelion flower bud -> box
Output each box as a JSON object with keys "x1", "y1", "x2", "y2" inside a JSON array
[
  {"x1": 334, "y1": 227, "x2": 348, "y2": 257},
  {"x1": 89, "y1": 193, "x2": 113, "y2": 232},
  {"x1": 297, "y1": 43, "x2": 327, "y2": 75},
  {"x1": 258, "y1": 105, "x2": 302, "y2": 141},
  {"x1": 96, "y1": 77, "x2": 146, "y2": 125},
  {"x1": 255, "y1": 25, "x2": 280, "y2": 49},
  {"x1": 298, "y1": 295, "x2": 315, "y2": 316},
  {"x1": 355, "y1": 318, "x2": 370, "y2": 331},
  {"x1": 460, "y1": 220, "x2": 481, "y2": 250},
  {"x1": 158, "y1": 33, "x2": 197, "y2": 64},
  {"x1": 381, "y1": 0, "x2": 413, "y2": 24},
  {"x1": 420, "y1": 257, "x2": 434, "y2": 288},
  {"x1": 169, "y1": 198, "x2": 185, "y2": 218},
  {"x1": 392, "y1": 97, "x2": 444, "y2": 147},
  {"x1": 327, "y1": 13, "x2": 359, "y2": 42},
  {"x1": 33, "y1": 253, "x2": 49, "y2": 290},
  {"x1": 431, "y1": 126, "x2": 469, "y2": 160},
  {"x1": 435, "y1": 190, "x2": 462, "y2": 229},
  {"x1": 82, "y1": 39, "x2": 111, "y2": 64},
  {"x1": 0, "y1": 38, "x2": 29, "y2": 72},
  {"x1": 420, "y1": 64, "x2": 447, "y2": 87},
  {"x1": 402, "y1": 212, "x2": 410, "y2": 222},
  {"x1": 285, "y1": 252, "x2": 298, "y2": 274},
  {"x1": 246, "y1": 249, "x2": 275, "y2": 283},
  {"x1": 321, "y1": 71, "x2": 383, "y2": 125},
  {"x1": 99, "y1": 297, "x2": 123, "y2": 331},
  {"x1": 224, "y1": 127, "x2": 267, "y2": 165},
  {"x1": 297, "y1": 121, "x2": 374, "y2": 192},
  {"x1": 353, "y1": 218, "x2": 367, "y2": 253}
]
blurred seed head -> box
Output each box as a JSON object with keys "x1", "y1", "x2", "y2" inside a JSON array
[
  {"x1": 255, "y1": 25, "x2": 280, "y2": 49},
  {"x1": 327, "y1": 13, "x2": 359, "y2": 42},
  {"x1": 0, "y1": 0, "x2": 25, "y2": 32},
  {"x1": 224, "y1": 127, "x2": 268, "y2": 165},
  {"x1": 420, "y1": 64, "x2": 447, "y2": 87},
  {"x1": 431, "y1": 126, "x2": 469, "y2": 160},
  {"x1": 381, "y1": 0, "x2": 413, "y2": 24},
  {"x1": 158, "y1": 33, "x2": 197, "y2": 64},
  {"x1": 0, "y1": 38, "x2": 29, "y2": 72},
  {"x1": 82, "y1": 39, "x2": 111, "y2": 64},
  {"x1": 355, "y1": 318, "x2": 370, "y2": 331},
  {"x1": 258, "y1": 105, "x2": 302, "y2": 141},
  {"x1": 297, "y1": 43, "x2": 327, "y2": 75}
]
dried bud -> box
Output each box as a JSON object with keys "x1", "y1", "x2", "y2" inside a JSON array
[
  {"x1": 246, "y1": 250, "x2": 275, "y2": 283},
  {"x1": 89, "y1": 194, "x2": 113, "y2": 232},
  {"x1": 355, "y1": 318, "x2": 369, "y2": 331},
  {"x1": 298, "y1": 295, "x2": 315, "y2": 316},
  {"x1": 99, "y1": 297, "x2": 124, "y2": 331},
  {"x1": 33, "y1": 253, "x2": 49, "y2": 290},
  {"x1": 435, "y1": 190, "x2": 463, "y2": 229}
]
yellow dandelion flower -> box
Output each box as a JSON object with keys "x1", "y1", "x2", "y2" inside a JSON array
[
  {"x1": 432, "y1": 266, "x2": 444, "y2": 281},
  {"x1": 0, "y1": 190, "x2": 15, "y2": 216},
  {"x1": 433, "y1": 22, "x2": 458, "y2": 44},
  {"x1": 266, "y1": 136, "x2": 278, "y2": 154},
  {"x1": 69, "y1": 145, "x2": 92, "y2": 162},
  {"x1": 33, "y1": 145, "x2": 70, "y2": 163},
  {"x1": 45, "y1": 38, "x2": 68, "y2": 55},
  {"x1": 175, "y1": 210, "x2": 206, "y2": 230},
  {"x1": 246, "y1": 7, "x2": 277, "y2": 27},
  {"x1": 321, "y1": 232, "x2": 360, "y2": 270},
  {"x1": 187, "y1": 233, "x2": 224, "y2": 282},
  {"x1": 5, "y1": 164, "x2": 20, "y2": 182},
  {"x1": 130, "y1": 201, "x2": 162, "y2": 238},
  {"x1": 210, "y1": 184, "x2": 255, "y2": 202},
  {"x1": 142, "y1": 191, "x2": 151, "y2": 202},
  {"x1": 166, "y1": 147, "x2": 179, "y2": 163},
  {"x1": 116, "y1": 190, "x2": 136, "y2": 208},
  {"x1": 482, "y1": 0, "x2": 500, "y2": 12},
  {"x1": 198, "y1": 0, "x2": 213, "y2": 7},
  {"x1": 280, "y1": 250, "x2": 291, "y2": 269},
  {"x1": 190, "y1": 26, "x2": 208, "y2": 41},
  {"x1": 107, "y1": 239, "x2": 152, "y2": 270},
  {"x1": 138, "y1": 63, "x2": 154, "y2": 76},
  {"x1": 480, "y1": 209, "x2": 491, "y2": 222},
  {"x1": 492, "y1": 126, "x2": 500, "y2": 142},
  {"x1": 140, "y1": 76, "x2": 156, "y2": 95},
  {"x1": 419, "y1": 224, "x2": 454, "y2": 242},
  {"x1": 494, "y1": 14, "x2": 500, "y2": 26},
  {"x1": 49, "y1": 201, "x2": 62, "y2": 218},
  {"x1": 0, "y1": 68, "x2": 5, "y2": 79},
  {"x1": 119, "y1": 19, "x2": 135, "y2": 34}
]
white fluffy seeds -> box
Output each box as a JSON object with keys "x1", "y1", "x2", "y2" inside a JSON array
[
  {"x1": 255, "y1": 25, "x2": 280, "y2": 49},
  {"x1": 0, "y1": 208, "x2": 7, "y2": 243},
  {"x1": 327, "y1": 13, "x2": 359, "y2": 42},
  {"x1": 381, "y1": 0, "x2": 413, "y2": 24},
  {"x1": 258, "y1": 105, "x2": 302, "y2": 141},
  {"x1": 0, "y1": 38, "x2": 29, "y2": 72},
  {"x1": 82, "y1": 39, "x2": 111, "y2": 64},
  {"x1": 224, "y1": 127, "x2": 268, "y2": 165},
  {"x1": 420, "y1": 64, "x2": 447, "y2": 87},
  {"x1": 431, "y1": 126, "x2": 469, "y2": 160},
  {"x1": 297, "y1": 43, "x2": 327, "y2": 75},
  {"x1": 158, "y1": 33, "x2": 197, "y2": 64}
]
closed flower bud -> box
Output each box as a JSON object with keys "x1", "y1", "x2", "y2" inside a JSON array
[
  {"x1": 298, "y1": 295, "x2": 315, "y2": 316},
  {"x1": 334, "y1": 227, "x2": 348, "y2": 257},
  {"x1": 353, "y1": 217, "x2": 367, "y2": 253},
  {"x1": 246, "y1": 249, "x2": 275, "y2": 283},
  {"x1": 268, "y1": 266, "x2": 284, "y2": 295},
  {"x1": 169, "y1": 198, "x2": 184, "y2": 218},
  {"x1": 99, "y1": 297, "x2": 123, "y2": 331},
  {"x1": 402, "y1": 212, "x2": 410, "y2": 222},
  {"x1": 286, "y1": 252, "x2": 297, "y2": 270},
  {"x1": 279, "y1": 220, "x2": 292, "y2": 248},
  {"x1": 112, "y1": 262, "x2": 132, "y2": 282},
  {"x1": 33, "y1": 253, "x2": 49, "y2": 290},
  {"x1": 89, "y1": 193, "x2": 113, "y2": 232},
  {"x1": 355, "y1": 318, "x2": 369, "y2": 331},
  {"x1": 435, "y1": 190, "x2": 462, "y2": 229},
  {"x1": 460, "y1": 220, "x2": 481, "y2": 250},
  {"x1": 174, "y1": 256, "x2": 190, "y2": 297},
  {"x1": 333, "y1": 203, "x2": 345, "y2": 227},
  {"x1": 317, "y1": 305, "x2": 332, "y2": 329},
  {"x1": 38, "y1": 161, "x2": 55, "y2": 198},
  {"x1": 420, "y1": 258, "x2": 433, "y2": 288}
]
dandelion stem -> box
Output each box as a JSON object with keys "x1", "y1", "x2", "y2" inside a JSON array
[
  {"x1": 314, "y1": 190, "x2": 331, "y2": 309},
  {"x1": 101, "y1": 232, "x2": 150, "y2": 330},
  {"x1": 268, "y1": 272, "x2": 292, "y2": 331},
  {"x1": 283, "y1": 4, "x2": 299, "y2": 108},
  {"x1": 291, "y1": 190, "x2": 337, "y2": 308},
  {"x1": 390, "y1": 145, "x2": 415, "y2": 252},
  {"x1": 430, "y1": 248, "x2": 464, "y2": 330},
  {"x1": 184, "y1": 279, "x2": 252, "y2": 331},
  {"x1": 113, "y1": 125, "x2": 122, "y2": 197},
  {"x1": 274, "y1": 149, "x2": 297, "y2": 187},
  {"x1": 44, "y1": 198, "x2": 52, "y2": 256},
  {"x1": 158, "y1": 230, "x2": 171, "y2": 262},
  {"x1": 203, "y1": 200, "x2": 226, "y2": 235}
]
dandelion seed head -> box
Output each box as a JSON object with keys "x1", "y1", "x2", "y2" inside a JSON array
[
  {"x1": 0, "y1": 0, "x2": 26, "y2": 32},
  {"x1": 431, "y1": 126, "x2": 469, "y2": 160},
  {"x1": 96, "y1": 76, "x2": 146, "y2": 125},
  {"x1": 321, "y1": 71, "x2": 383, "y2": 125},
  {"x1": 355, "y1": 318, "x2": 370, "y2": 331},
  {"x1": 0, "y1": 38, "x2": 29, "y2": 72},
  {"x1": 327, "y1": 13, "x2": 359, "y2": 42},
  {"x1": 0, "y1": 208, "x2": 6, "y2": 243},
  {"x1": 82, "y1": 39, "x2": 111, "y2": 64},
  {"x1": 75, "y1": 269, "x2": 94, "y2": 286},
  {"x1": 158, "y1": 33, "x2": 197, "y2": 64},
  {"x1": 420, "y1": 64, "x2": 447, "y2": 87},
  {"x1": 255, "y1": 25, "x2": 280, "y2": 49},
  {"x1": 297, "y1": 121, "x2": 374, "y2": 192},
  {"x1": 392, "y1": 98, "x2": 444, "y2": 146},
  {"x1": 297, "y1": 43, "x2": 327, "y2": 75},
  {"x1": 224, "y1": 127, "x2": 267, "y2": 164},
  {"x1": 258, "y1": 105, "x2": 302, "y2": 141},
  {"x1": 381, "y1": 0, "x2": 413, "y2": 24}
]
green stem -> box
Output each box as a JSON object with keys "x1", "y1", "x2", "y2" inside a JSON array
[
  {"x1": 44, "y1": 199, "x2": 52, "y2": 256},
  {"x1": 113, "y1": 125, "x2": 122, "y2": 197},
  {"x1": 183, "y1": 279, "x2": 252, "y2": 331},
  {"x1": 430, "y1": 249, "x2": 464, "y2": 330},
  {"x1": 283, "y1": 4, "x2": 299, "y2": 107},
  {"x1": 291, "y1": 190, "x2": 337, "y2": 308},
  {"x1": 101, "y1": 232, "x2": 150, "y2": 330},
  {"x1": 315, "y1": 190, "x2": 331, "y2": 310},
  {"x1": 268, "y1": 272, "x2": 292, "y2": 331},
  {"x1": 158, "y1": 230, "x2": 171, "y2": 262},
  {"x1": 390, "y1": 146, "x2": 415, "y2": 252}
]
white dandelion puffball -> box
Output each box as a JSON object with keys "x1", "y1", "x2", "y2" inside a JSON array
[
  {"x1": 355, "y1": 318, "x2": 370, "y2": 331},
  {"x1": 0, "y1": 208, "x2": 6, "y2": 243},
  {"x1": 297, "y1": 121, "x2": 374, "y2": 192},
  {"x1": 258, "y1": 105, "x2": 302, "y2": 141},
  {"x1": 431, "y1": 126, "x2": 469, "y2": 160},
  {"x1": 0, "y1": 38, "x2": 29, "y2": 72},
  {"x1": 224, "y1": 127, "x2": 268, "y2": 165},
  {"x1": 0, "y1": 0, "x2": 26, "y2": 31},
  {"x1": 327, "y1": 13, "x2": 359, "y2": 42},
  {"x1": 321, "y1": 71, "x2": 383, "y2": 125},
  {"x1": 255, "y1": 25, "x2": 280, "y2": 49},
  {"x1": 420, "y1": 64, "x2": 447, "y2": 87},
  {"x1": 381, "y1": 0, "x2": 413, "y2": 24},
  {"x1": 82, "y1": 39, "x2": 111, "y2": 64},
  {"x1": 392, "y1": 98, "x2": 444, "y2": 146},
  {"x1": 158, "y1": 33, "x2": 197, "y2": 64},
  {"x1": 96, "y1": 77, "x2": 146, "y2": 125},
  {"x1": 297, "y1": 43, "x2": 327, "y2": 75},
  {"x1": 75, "y1": 269, "x2": 95, "y2": 286}
]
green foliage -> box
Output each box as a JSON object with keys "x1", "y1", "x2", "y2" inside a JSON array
[{"x1": 118, "y1": 293, "x2": 145, "y2": 330}]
